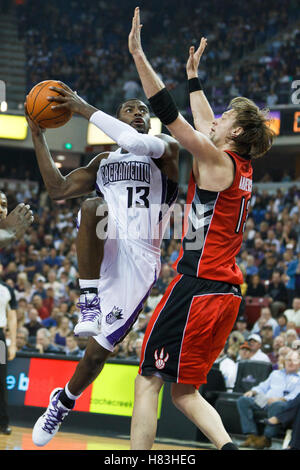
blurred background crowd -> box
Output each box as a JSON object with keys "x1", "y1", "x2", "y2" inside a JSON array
[{"x1": 15, "y1": 0, "x2": 300, "y2": 113}]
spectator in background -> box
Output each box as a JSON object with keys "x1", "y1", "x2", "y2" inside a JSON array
[
  {"x1": 44, "y1": 269, "x2": 65, "y2": 298},
  {"x1": 23, "y1": 250, "x2": 43, "y2": 282},
  {"x1": 245, "y1": 255, "x2": 259, "y2": 279},
  {"x1": 238, "y1": 341, "x2": 252, "y2": 361},
  {"x1": 65, "y1": 332, "x2": 84, "y2": 357},
  {"x1": 268, "y1": 335, "x2": 286, "y2": 368},
  {"x1": 234, "y1": 316, "x2": 251, "y2": 340},
  {"x1": 286, "y1": 329, "x2": 299, "y2": 349},
  {"x1": 35, "y1": 328, "x2": 62, "y2": 355},
  {"x1": 31, "y1": 275, "x2": 47, "y2": 299},
  {"x1": 31, "y1": 294, "x2": 49, "y2": 320},
  {"x1": 284, "y1": 245, "x2": 298, "y2": 306},
  {"x1": 277, "y1": 346, "x2": 293, "y2": 370},
  {"x1": 292, "y1": 340, "x2": 300, "y2": 351},
  {"x1": 266, "y1": 392, "x2": 300, "y2": 450},
  {"x1": 57, "y1": 259, "x2": 77, "y2": 285},
  {"x1": 237, "y1": 350, "x2": 300, "y2": 449},
  {"x1": 265, "y1": 229, "x2": 280, "y2": 253},
  {"x1": 246, "y1": 274, "x2": 266, "y2": 297},
  {"x1": 44, "y1": 248, "x2": 61, "y2": 268},
  {"x1": 251, "y1": 307, "x2": 278, "y2": 336},
  {"x1": 123, "y1": 79, "x2": 142, "y2": 100},
  {"x1": 260, "y1": 325, "x2": 274, "y2": 355},
  {"x1": 16, "y1": 326, "x2": 38, "y2": 352},
  {"x1": 52, "y1": 316, "x2": 72, "y2": 349},
  {"x1": 4, "y1": 261, "x2": 18, "y2": 284},
  {"x1": 251, "y1": 237, "x2": 265, "y2": 266},
  {"x1": 43, "y1": 287, "x2": 56, "y2": 318},
  {"x1": 259, "y1": 253, "x2": 277, "y2": 281},
  {"x1": 214, "y1": 347, "x2": 238, "y2": 392},
  {"x1": 24, "y1": 308, "x2": 42, "y2": 339},
  {"x1": 274, "y1": 313, "x2": 288, "y2": 337},
  {"x1": 226, "y1": 331, "x2": 245, "y2": 358},
  {"x1": 283, "y1": 297, "x2": 300, "y2": 328},
  {"x1": 16, "y1": 306, "x2": 26, "y2": 330},
  {"x1": 266, "y1": 271, "x2": 288, "y2": 316},
  {"x1": 247, "y1": 334, "x2": 271, "y2": 362}
]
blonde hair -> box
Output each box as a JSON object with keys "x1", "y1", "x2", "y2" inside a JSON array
[{"x1": 228, "y1": 97, "x2": 275, "y2": 159}]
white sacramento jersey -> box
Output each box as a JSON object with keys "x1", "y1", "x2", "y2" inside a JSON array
[{"x1": 96, "y1": 147, "x2": 178, "y2": 249}]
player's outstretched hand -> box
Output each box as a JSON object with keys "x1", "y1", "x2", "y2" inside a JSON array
[
  {"x1": 129, "y1": 6, "x2": 143, "y2": 56},
  {"x1": 2, "y1": 203, "x2": 34, "y2": 242},
  {"x1": 186, "y1": 37, "x2": 208, "y2": 79}
]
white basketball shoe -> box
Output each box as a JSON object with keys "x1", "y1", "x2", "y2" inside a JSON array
[
  {"x1": 74, "y1": 293, "x2": 102, "y2": 337},
  {"x1": 32, "y1": 388, "x2": 71, "y2": 447}
]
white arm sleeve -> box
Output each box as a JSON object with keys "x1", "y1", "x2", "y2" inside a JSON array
[{"x1": 90, "y1": 110, "x2": 165, "y2": 159}]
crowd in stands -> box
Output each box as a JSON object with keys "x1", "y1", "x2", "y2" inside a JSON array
[{"x1": 14, "y1": 0, "x2": 300, "y2": 113}]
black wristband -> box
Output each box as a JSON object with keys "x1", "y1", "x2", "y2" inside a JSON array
[
  {"x1": 188, "y1": 77, "x2": 203, "y2": 93},
  {"x1": 148, "y1": 88, "x2": 179, "y2": 126}
]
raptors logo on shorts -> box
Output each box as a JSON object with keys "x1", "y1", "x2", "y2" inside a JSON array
[{"x1": 154, "y1": 348, "x2": 169, "y2": 370}]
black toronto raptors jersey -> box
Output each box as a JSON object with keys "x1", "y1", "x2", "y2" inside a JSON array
[{"x1": 173, "y1": 151, "x2": 253, "y2": 285}]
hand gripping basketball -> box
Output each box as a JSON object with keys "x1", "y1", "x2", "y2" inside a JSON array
[
  {"x1": 25, "y1": 80, "x2": 73, "y2": 129},
  {"x1": 47, "y1": 83, "x2": 89, "y2": 116}
]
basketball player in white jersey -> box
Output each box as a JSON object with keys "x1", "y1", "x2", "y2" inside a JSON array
[{"x1": 25, "y1": 84, "x2": 179, "y2": 446}]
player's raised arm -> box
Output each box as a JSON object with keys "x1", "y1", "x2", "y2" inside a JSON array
[
  {"x1": 47, "y1": 83, "x2": 173, "y2": 161},
  {"x1": 128, "y1": 8, "x2": 226, "y2": 171},
  {"x1": 25, "y1": 105, "x2": 106, "y2": 200},
  {"x1": 186, "y1": 38, "x2": 215, "y2": 136}
]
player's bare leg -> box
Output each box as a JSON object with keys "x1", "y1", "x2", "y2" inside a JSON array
[
  {"x1": 32, "y1": 199, "x2": 109, "y2": 446},
  {"x1": 32, "y1": 337, "x2": 111, "y2": 446},
  {"x1": 67, "y1": 338, "x2": 111, "y2": 395},
  {"x1": 74, "y1": 197, "x2": 107, "y2": 336},
  {"x1": 76, "y1": 197, "x2": 105, "y2": 280},
  {"x1": 130, "y1": 375, "x2": 164, "y2": 449},
  {"x1": 171, "y1": 383, "x2": 237, "y2": 449}
]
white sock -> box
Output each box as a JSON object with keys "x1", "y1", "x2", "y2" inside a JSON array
[
  {"x1": 65, "y1": 382, "x2": 82, "y2": 401},
  {"x1": 79, "y1": 279, "x2": 99, "y2": 289}
]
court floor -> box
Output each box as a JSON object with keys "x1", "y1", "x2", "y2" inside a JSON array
[{"x1": 1, "y1": 426, "x2": 205, "y2": 451}]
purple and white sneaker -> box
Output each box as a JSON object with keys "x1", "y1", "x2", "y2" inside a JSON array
[
  {"x1": 74, "y1": 293, "x2": 102, "y2": 337},
  {"x1": 32, "y1": 388, "x2": 70, "y2": 447}
]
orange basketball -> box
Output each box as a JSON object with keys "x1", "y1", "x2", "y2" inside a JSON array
[{"x1": 26, "y1": 80, "x2": 73, "y2": 129}]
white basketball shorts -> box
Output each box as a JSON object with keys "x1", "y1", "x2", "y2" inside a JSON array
[{"x1": 94, "y1": 237, "x2": 161, "y2": 351}]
